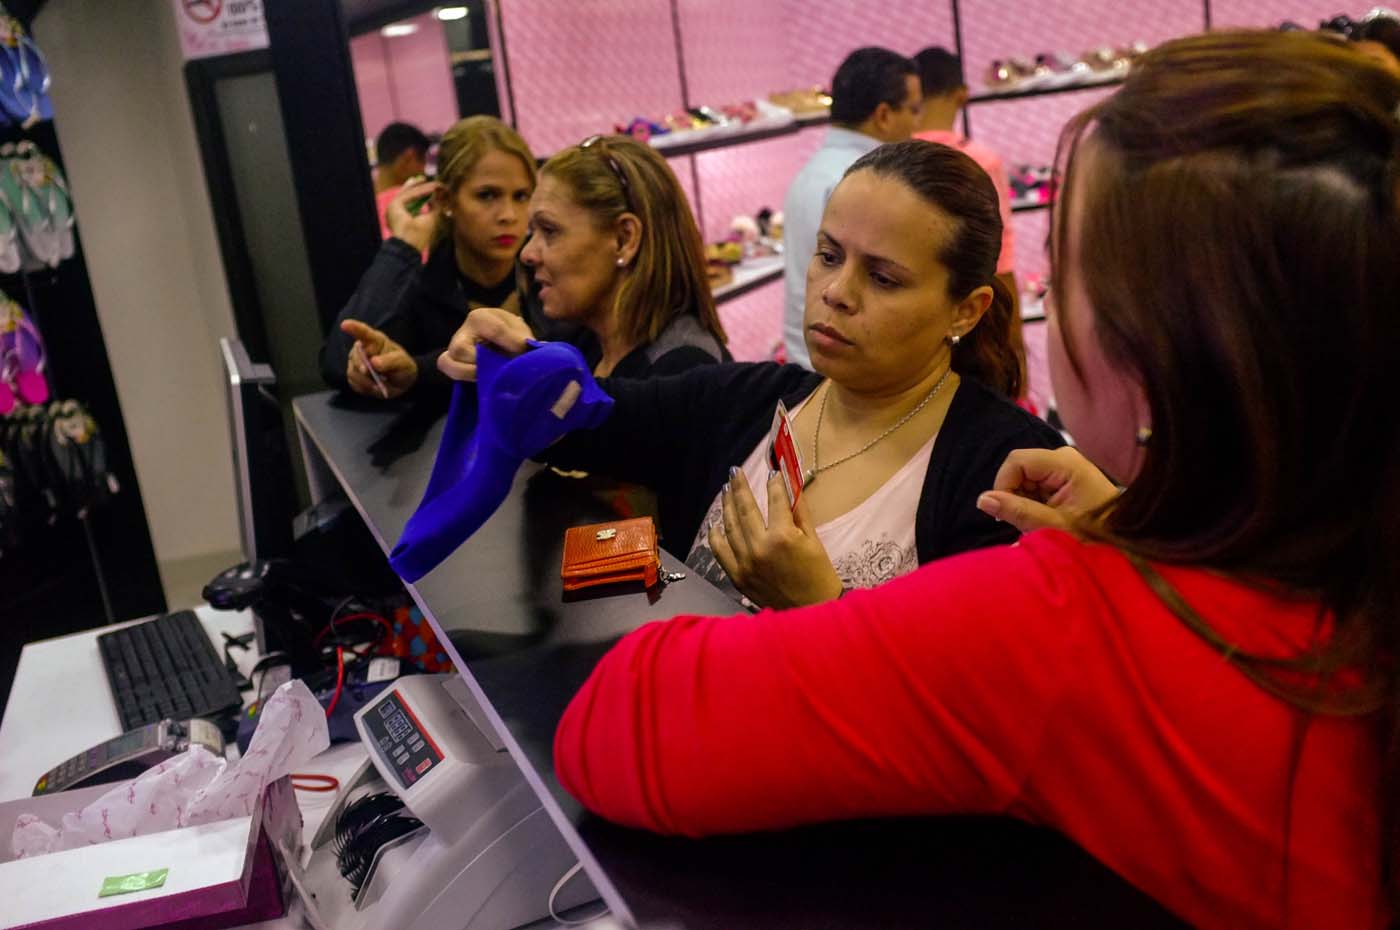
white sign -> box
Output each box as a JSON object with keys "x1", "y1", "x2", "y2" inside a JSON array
[{"x1": 174, "y1": 0, "x2": 269, "y2": 61}]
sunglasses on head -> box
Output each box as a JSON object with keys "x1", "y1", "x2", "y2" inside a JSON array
[{"x1": 580, "y1": 134, "x2": 634, "y2": 211}]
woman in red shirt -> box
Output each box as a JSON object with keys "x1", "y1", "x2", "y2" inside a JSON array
[{"x1": 554, "y1": 31, "x2": 1400, "y2": 930}]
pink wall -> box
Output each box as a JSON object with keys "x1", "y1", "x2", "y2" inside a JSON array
[
  {"x1": 498, "y1": 0, "x2": 686, "y2": 156},
  {"x1": 693, "y1": 126, "x2": 825, "y2": 242},
  {"x1": 1209, "y1": 0, "x2": 1343, "y2": 29},
  {"x1": 349, "y1": 33, "x2": 395, "y2": 153},
  {"x1": 349, "y1": 12, "x2": 460, "y2": 155},
  {"x1": 719, "y1": 280, "x2": 783, "y2": 362},
  {"x1": 959, "y1": 0, "x2": 1203, "y2": 98},
  {"x1": 775, "y1": 0, "x2": 956, "y2": 88},
  {"x1": 673, "y1": 0, "x2": 955, "y2": 111},
  {"x1": 674, "y1": 0, "x2": 792, "y2": 105},
  {"x1": 409, "y1": 0, "x2": 1363, "y2": 346}
]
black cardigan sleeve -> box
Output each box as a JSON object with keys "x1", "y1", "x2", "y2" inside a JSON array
[
  {"x1": 915, "y1": 379, "x2": 1068, "y2": 563},
  {"x1": 318, "y1": 237, "x2": 424, "y2": 390},
  {"x1": 543, "y1": 362, "x2": 817, "y2": 550}
]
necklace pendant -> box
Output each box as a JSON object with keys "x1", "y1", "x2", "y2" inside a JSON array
[{"x1": 803, "y1": 469, "x2": 815, "y2": 488}]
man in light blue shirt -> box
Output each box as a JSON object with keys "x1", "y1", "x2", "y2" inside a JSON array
[{"x1": 782, "y1": 48, "x2": 922, "y2": 367}]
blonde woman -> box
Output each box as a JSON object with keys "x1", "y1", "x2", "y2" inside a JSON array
[
  {"x1": 452, "y1": 133, "x2": 730, "y2": 380},
  {"x1": 320, "y1": 115, "x2": 537, "y2": 398}
]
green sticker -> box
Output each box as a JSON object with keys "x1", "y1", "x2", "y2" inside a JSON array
[{"x1": 99, "y1": 868, "x2": 168, "y2": 897}]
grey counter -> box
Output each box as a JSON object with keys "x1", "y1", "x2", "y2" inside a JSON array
[{"x1": 292, "y1": 390, "x2": 1184, "y2": 930}]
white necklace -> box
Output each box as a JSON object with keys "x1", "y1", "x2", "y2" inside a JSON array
[{"x1": 806, "y1": 369, "x2": 953, "y2": 487}]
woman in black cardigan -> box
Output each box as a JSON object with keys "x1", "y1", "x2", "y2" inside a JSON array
[
  {"x1": 320, "y1": 116, "x2": 539, "y2": 399},
  {"x1": 320, "y1": 129, "x2": 729, "y2": 400},
  {"x1": 442, "y1": 141, "x2": 1063, "y2": 609}
]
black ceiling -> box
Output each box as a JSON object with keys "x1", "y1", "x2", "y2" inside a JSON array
[{"x1": 340, "y1": 0, "x2": 441, "y2": 35}]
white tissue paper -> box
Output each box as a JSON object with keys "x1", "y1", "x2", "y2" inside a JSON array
[{"x1": 11, "y1": 679, "x2": 329, "y2": 859}]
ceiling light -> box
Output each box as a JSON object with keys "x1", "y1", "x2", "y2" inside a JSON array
[
  {"x1": 381, "y1": 22, "x2": 419, "y2": 37},
  {"x1": 437, "y1": 6, "x2": 469, "y2": 20}
]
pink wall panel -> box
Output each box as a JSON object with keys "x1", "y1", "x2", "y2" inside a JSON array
[
  {"x1": 350, "y1": 34, "x2": 396, "y2": 151},
  {"x1": 384, "y1": 13, "x2": 460, "y2": 136},
  {"x1": 350, "y1": 15, "x2": 459, "y2": 152},
  {"x1": 675, "y1": 0, "x2": 791, "y2": 104},
  {"x1": 776, "y1": 0, "x2": 956, "y2": 89},
  {"x1": 968, "y1": 84, "x2": 1116, "y2": 172},
  {"x1": 1022, "y1": 319, "x2": 1053, "y2": 416},
  {"x1": 959, "y1": 0, "x2": 1204, "y2": 96},
  {"x1": 668, "y1": 153, "x2": 700, "y2": 228},
  {"x1": 1009, "y1": 208, "x2": 1050, "y2": 289},
  {"x1": 692, "y1": 126, "x2": 825, "y2": 241},
  {"x1": 719, "y1": 279, "x2": 783, "y2": 362},
  {"x1": 1208, "y1": 0, "x2": 1340, "y2": 28},
  {"x1": 499, "y1": 0, "x2": 686, "y2": 156},
  {"x1": 485, "y1": 0, "x2": 1339, "y2": 302}
]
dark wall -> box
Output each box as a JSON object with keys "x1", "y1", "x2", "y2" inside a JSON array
[
  {"x1": 264, "y1": 1, "x2": 380, "y2": 333},
  {"x1": 0, "y1": 23, "x2": 166, "y2": 707}
]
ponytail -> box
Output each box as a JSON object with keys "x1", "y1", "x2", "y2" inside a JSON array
[{"x1": 952, "y1": 274, "x2": 1021, "y2": 399}]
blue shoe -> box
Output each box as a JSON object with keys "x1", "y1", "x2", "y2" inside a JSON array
[{"x1": 390, "y1": 341, "x2": 614, "y2": 582}]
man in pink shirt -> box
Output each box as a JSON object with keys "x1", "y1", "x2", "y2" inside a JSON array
[
  {"x1": 372, "y1": 122, "x2": 431, "y2": 240},
  {"x1": 912, "y1": 48, "x2": 1020, "y2": 347}
]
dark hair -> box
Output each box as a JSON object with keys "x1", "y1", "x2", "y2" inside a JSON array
[
  {"x1": 914, "y1": 47, "x2": 965, "y2": 97},
  {"x1": 375, "y1": 122, "x2": 431, "y2": 166},
  {"x1": 1357, "y1": 15, "x2": 1400, "y2": 60},
  {"x1": 1052, "y1": 27, "x2": 1400, "y2": 906},
  {"x1": 830, "y1": 47, "x2": 918, "y2": 126},
  {"x1": 432, "y1": 116, "x2": 536, "y2": 249},
  {"x1": 845, "y1": 140, "x2": 1021, "y2": 398}
]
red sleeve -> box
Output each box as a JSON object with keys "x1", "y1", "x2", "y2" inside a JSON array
[{"x1": 554, "y1": 533, "x2": 1088, "y2": 836}]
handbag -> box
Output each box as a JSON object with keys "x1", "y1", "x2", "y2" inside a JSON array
[{"x1": 561, "y1": 516, "x2": 660, "y2": 592}]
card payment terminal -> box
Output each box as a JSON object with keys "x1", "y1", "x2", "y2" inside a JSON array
[{"x1": 33, "y1": 719, "x2": 225, "y2": 796}]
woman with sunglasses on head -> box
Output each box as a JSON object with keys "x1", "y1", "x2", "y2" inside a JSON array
[
  {"x1": 493, "y1": 133, "x2": 729, "y2": 379},
  {"x1": 319, "y1": 115, "x2": 538, "y2": 400},
  {"x1": 552, "y1": 31, "x2": 1400, "y2": 930},
  {"x1": 443, "y1": 140, "x2": 1062, "y2": 609}
]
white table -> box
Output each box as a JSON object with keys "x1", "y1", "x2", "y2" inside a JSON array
[{"x1": 0, "y1": 606, "x2": 367, "y2": 929}]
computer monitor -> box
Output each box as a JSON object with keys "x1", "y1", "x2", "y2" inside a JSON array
[{"x1": 219, "y1": 337, "x2": 295, "y2": 563}]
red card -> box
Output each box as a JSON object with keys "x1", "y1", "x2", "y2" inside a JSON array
[{"x1": 770, "y1": 400, "x2": 806, "y2": 515}]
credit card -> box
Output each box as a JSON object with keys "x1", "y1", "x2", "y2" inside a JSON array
[
  {"x1": 769, "y1": 399, "x2": 806, "y2": 515},
  {"x1": 354, "y1": 341, "x2": 390, "y2": 399}
]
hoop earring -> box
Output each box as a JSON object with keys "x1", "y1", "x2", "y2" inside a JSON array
[{"x1": 1135, "y1": 426, "x2": 1153, "y2": 447}]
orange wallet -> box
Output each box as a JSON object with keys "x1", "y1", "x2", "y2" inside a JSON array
[{"x1": 561, "y1": 517, "x2": 660, "y2": 592}]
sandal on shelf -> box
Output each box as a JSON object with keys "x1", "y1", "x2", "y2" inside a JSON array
[
  {"x1": 1, "y1": 141, "x2": 72, "y2": 268},
  {"x1": 0, "y1": 294, "x2": 48, "y2": 406},
  {"x1": 0, "y1": 358, "x2": 14, "y2": 414},
  {"x1": 0, "y1": 11, "x2": 49, "y2": 127},
  {"x1": 15, "y1": 30, "x2": 52, "y2": 124},
  {"x1": 47, "y1": 398, "x2": 113, "y2": 518}
]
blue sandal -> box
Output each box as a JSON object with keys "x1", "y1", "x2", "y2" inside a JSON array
[{"x1": 0, "y1": 13, "x2": 49, "y2": 126}]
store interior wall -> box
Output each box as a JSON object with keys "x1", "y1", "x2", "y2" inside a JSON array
[
  {"x1": 351, "y1": 11, "x2": 459, "y2": 143},
  {"x1": 35, "y1": 0, "x2": 242, "y2": 606},
  {"x1": 19, "y1": 0, "x2": 1356, "y2": 611}
]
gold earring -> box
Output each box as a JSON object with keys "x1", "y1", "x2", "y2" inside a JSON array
[{"x1": 1135, "y1": 426, "x2": 1153, "y2": 447}]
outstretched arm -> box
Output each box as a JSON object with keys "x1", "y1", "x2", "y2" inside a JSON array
[{"x1": 554, "y1": 537, "x2": 1080, "y2": 837}]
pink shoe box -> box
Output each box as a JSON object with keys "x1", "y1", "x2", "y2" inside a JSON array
[{"x1": 0, "y1": 779, "x2": 296, "y2": 930}]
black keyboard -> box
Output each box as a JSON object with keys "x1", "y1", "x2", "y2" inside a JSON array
[{"x1": 97, "y1": 610, "x2": 244, "y2": 731}]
